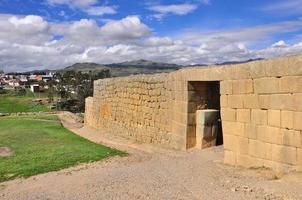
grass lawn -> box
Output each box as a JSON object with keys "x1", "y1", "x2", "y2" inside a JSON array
[
  {"x1": 0, "y1": 90, "x2": 50, "y2": 113},
  {"x1": 0, "y1": 115, "x2": 126, "y2": 182}
]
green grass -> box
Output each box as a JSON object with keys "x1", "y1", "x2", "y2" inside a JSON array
[
  {"x1": 0, "y1": 90, "x2": 50, "y2": 113},
  {"x1": 0, "y1": 115, "x2": 126, "y2": 182}
]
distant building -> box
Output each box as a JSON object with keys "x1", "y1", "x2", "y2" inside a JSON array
[
  {"x1": 8, "y1": 79, "x2": 21, "y2": 87},
  {"x1": 30, "y1": 84, "x2": 40, "y2": 92},
  {"x1": 42, "y1": 75, "x2": 53, "y2": 82}
]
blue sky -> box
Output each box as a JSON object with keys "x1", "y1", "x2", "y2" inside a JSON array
[{"x1": 0, "y1": 0, "x2": 302, "y2": 71}]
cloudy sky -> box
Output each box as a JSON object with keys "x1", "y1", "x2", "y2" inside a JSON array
[{"x1": 0, "y1": 0, "x2": 302, "y2": 72}]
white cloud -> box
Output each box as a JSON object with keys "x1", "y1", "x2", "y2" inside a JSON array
[
  {"x1": 47, "y1": 0, "x2": 117, "y2": 16},
  {"x1": 148, "y1": 3, "x2": 198, "y2": 20},
  {"x1": 181, "y1": 20, "x2": 302, "y2": 48},
  {"x1": 100, "y1": 16, "x2": 150, "y2": 40},
  {"x1": 144, "y1": 37, "x2": 174, "y2": 46},
  {"x1": 272, "y1": 40, "x2": 288, "y2": 48},
  {"x1": 0, "y1": 15, "x2": 50, "y2": 45},
  {"x1": 85, "y1": 6, "x2": 117, "y2": 16},
  {"x1": 47, "y1": 0, "x2": 97, "y2": 8},
  {"x1": 0, "y1": 14, "x2": 302, "y2": 72},
  {"x1": 262, "y1": 0, "x2": 302, "y2": 14}
]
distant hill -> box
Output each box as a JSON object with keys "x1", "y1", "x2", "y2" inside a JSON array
[
  {"x1": 63, "y1": 59, "x2": 181, "y2": 77},
  {"x1": 216, "y1": 58, "x2": 264, "y2": 65},
  {"x1": 22, "y1": 58, "x2": 265, "y2": 77}
]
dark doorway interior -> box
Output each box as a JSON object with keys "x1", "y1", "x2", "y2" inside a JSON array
[{"x1": 187, "y1": 81, "x2": 223, "y2": 148}]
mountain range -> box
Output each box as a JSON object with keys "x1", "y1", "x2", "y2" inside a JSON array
[{"x1": 24, "y1": 58, "x2": 263, "y2": 77}]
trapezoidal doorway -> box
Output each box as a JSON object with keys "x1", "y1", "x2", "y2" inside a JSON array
[{"x1": 187, "y1": 81, "x2": 223, "y2": 149}]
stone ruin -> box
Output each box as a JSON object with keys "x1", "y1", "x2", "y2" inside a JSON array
[{"x1": 85, "y1": 55, "x2": 302, "y2": 172}]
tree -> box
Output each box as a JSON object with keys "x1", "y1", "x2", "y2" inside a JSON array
[
  {"x1": 53, "y1": 69, "x2": 111, "y2": 112},
  {"x1": 47, "y1": 80, "x2": 55, "y2": 103}
]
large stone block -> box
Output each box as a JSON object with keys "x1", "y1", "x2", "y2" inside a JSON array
[
  {"x1": 222, "y1": 121, "x2": 245, "y2": 136},
  {"x1": 238, "y1": 137, "x2": 249, "y2": 155},
  {"x1": 232, "y1": 79, "x2": 253, "y2": 94},
  {"x1": 251, "y1": 109, "x2": 268, "y2": 125},
  {"x1": 259, "y1": 94, "x2": 294, "y2": 110},
  {"x1": 268, "y1": 109, "x2": 281, "y2": 127},
  {"x1": 245, "y1": 123, "x2": 257, "y2": 139},
  {"x1": 237, "y1": 109, "x2": 251, "y2": 123},
  {"x1": 279, "y1": 76, "x2": 302, "y2": 93},
  {"x1": 228, "y1": 95, "x2": 244, "y2": 108},
  {"x1": 224, "y1": 134, "x2": 238, "y2": 151},
  {"x1": 248, "y1": 139, "x2": 271, "y2": 160},
  {"x1": 281, "y1": 129, "x2": 301, "y2": 148},
  {"x1": 220, "y1": 95, "x2": 228, "y2": 108},
  {"x1": 281, "y1": 110, "x2": 294, "y2": 129},
  {"x1": 293, "y1": 93, "x2": 302, "y2": 111},
  {"x1": 272, "y1": 144, "x2": 297, "y2": 165},
  {"x1": 221, "y1": 108, "x2": 236, "y2": 121},
  {"x1": 254, "y1": 77, "x2": 280, "y2": 94},
  {"x1": 220, "y1": 80, "x2": 232, "y2": 95},
  {"x1": 243, "y1": 94, "x2": 259, "y2": 109},
  {"x1": 298, "y1": 148, "x2": 302, "y2": 167},
  {"x1": 293, "y1": 112, "x2": 302, "y2": 131}
]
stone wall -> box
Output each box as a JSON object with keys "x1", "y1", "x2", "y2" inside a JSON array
[
  {"x1": 85, "y1": 74, "x2": 179, "y2": 148},
  {"x1": 85, "y1": 54, "x2": 302, "y2": 172}
]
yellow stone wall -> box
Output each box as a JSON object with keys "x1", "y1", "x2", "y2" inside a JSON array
[{"x1": 85, "y1": 54, "x2": 302, "y2": 172}]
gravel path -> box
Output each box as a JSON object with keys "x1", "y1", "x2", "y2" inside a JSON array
[{"x1": 0, "y1": 114, "x2": 301, "y2": 200}]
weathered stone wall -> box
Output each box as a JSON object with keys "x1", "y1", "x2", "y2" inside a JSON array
[
  {"x1": 85, "y1": 74, "x2": 179, "y2": 148},
  {"x1": 167, "y1": 55, "x2": 302, "y2": 172},
  {"x1": 85, "y1": 54, "x2": 302, "y2": 172}
]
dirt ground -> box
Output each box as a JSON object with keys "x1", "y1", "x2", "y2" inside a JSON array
[
  {"x1": 0, "y1": 147, "x2": 12, "y2": 157},
  {"x1": 0, "y1": 113, "x2": 301, "y2": 200}
]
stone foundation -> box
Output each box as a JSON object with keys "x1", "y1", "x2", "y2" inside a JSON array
[{"x1": 85, "y1": 54, "x2": 302, "y2": 172}]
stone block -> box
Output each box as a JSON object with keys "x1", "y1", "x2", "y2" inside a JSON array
[
  {"x1": 248, "y1": 139, "x2": 269, "y2": 160},
  {"x1": 293, "y1": 93, "x2": 302, "y2": 111},
  {"x1": 268, "y1": 109, "x2": 281, "y2": 127},
  {"x1": 221, "y1": 108, "x2": 236, "y2": 121},
  {"x1": 238, "y1": 137, "x2": 249, "y2": 155},
  {"x1": 224, "y1": 150, "x2": 237, "y2": 165},
  {"x1": 220, "y1": 80, "x2": 232, "y2": 95},
  {"x1": 245, "y1": 123, "x2": 257, "y2": 139},
  {"x1": 237, "y1": 109, "x2": 251, "y2": 123},
  {"x1": 220, "y1": 95, "x2": 228, "y2": 108},
  {"x1": 281, "y1": 110, "x2": 294, "y2": 129},
  {"x1": 266, "y1": 126, "x2": 283, "y2": 145},
  {"x1": 279, "y1": 76, "x2": 297, "y2": 93},
  {"x1": 281, "y1": 129, "x2": 301, "y2": 148},
  {"x1": 254, "y1": 77, "x2": 280, "y2": 94},
  {"x1": 257, "y1": 125, "x2": 283, "y2": 144},
  {"x1": 232, "y1": 79, "x2": 253, "y2": 94},
  {"x1": 259, "y1": 94, "x2": 294, "y2": 110},
  {"x1": 222, "y1": 121, "x2": 245, "y2": 136},
  {"x1": 272, "y1": 144, "x2": 297, "y2": 165},
  {"x1": 298, "y1": 148, "x2": 302, "y2": 167},
  {"x1": 293, "y1": 112, "x2": 302, "y2": 131},
  {"x1": 251, "y1": 109, "x2": 267, "y2": 125},
  {"x1": 223, "y1": 134, "x2": 238, "y2": 151},
  {"x1": 243, "y1": 94, "x2": 259, "y2": 109},
  {"x1": 228, "y1": 95, "x2": 244, "y2": 108}
]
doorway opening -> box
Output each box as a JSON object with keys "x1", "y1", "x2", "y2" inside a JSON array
[{"x1": 187, "y1": 81, "x2": 223, "y2": 149}]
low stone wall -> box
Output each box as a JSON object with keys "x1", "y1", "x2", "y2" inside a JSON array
[
  {"x1": 85, "y1": 54, "x2": 302, "y2": 172},
  {"x1": 85, "y1": 74, "x2": 178, "y2": 148}
]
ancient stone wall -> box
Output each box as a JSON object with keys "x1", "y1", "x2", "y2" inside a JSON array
[
  {"x1": 85, "y1": 55, "x2": 302, "y2": 172},
  {"x1": 85, "y1": 74, "x2": 179, "y2": 148},
  {"x1": 168, "y1": 55, "x2": 302, "y2": 172}
]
